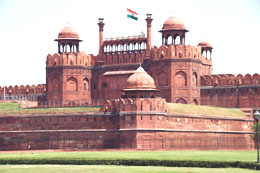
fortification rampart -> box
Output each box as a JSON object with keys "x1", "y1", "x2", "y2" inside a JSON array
[
  {"x1": 0, "y1": 110, "x2": 254, "y2": 150},
  {"x1": 151, "y1": 44, "x2": 211, "y2": 64},
  {"x1": 201, "y1": 74, "x2": 260, "y2": 108},
  {"x1": 0, "y1": 84, "x2": 46, "y2": 102},
  {"x1": 201, "y1": 74, "x2": 260, "y2": 87}
]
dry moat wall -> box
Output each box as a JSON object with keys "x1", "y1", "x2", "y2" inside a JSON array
[{"x1": 0, "y1": 112, "x2": 255, "y2": 151}]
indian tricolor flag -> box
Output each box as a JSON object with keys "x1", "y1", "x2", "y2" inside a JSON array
[{"x1": 127, "y1": 8, "x2": 138, "y2": 21}]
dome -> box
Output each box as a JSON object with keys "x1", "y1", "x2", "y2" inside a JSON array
[
  {"x1": 57, "y1": 27, "x2": 80, "y2": 40},
  {"x1": 124, "y1": 66, "x2": 157, "y2": 91},
  {"x1": 162, "y1": 16, "x2": 186, "y2": 30},
  {"x1": 198, "y1": 41, "x2": 213, "y2": 48}
]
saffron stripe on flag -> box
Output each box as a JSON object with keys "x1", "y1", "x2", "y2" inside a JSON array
[
  {"x1": 127, "y1": 14, "x2": 138, "y2": 21},
  {"x1": 127, "y1": 8, "x2": 138, "y2": 15}
]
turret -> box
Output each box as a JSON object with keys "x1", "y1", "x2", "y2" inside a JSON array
[
  {"x1": 159, "y1": 16, "x2": 188, "y2": 46},
  {"x1": 55, "y1": 27, "x2": 82, "y2": 54},
  {"x1": 198, "y1": 41, "x2": 213, "y2": 59}
]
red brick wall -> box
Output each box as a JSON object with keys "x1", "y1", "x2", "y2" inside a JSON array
[
  {"x1": 201, "y1": 74, "x2": 260, "y2": 108},
  {"x1": 0, "y1": 111, "x2": 254, "y2": 151}
]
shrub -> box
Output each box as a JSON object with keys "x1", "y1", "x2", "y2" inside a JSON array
[{"x1": 0, "y1": 159, "x2": 259, "y2": 170}]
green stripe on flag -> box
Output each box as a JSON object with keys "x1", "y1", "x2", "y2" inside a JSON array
[{"x1": 127, "y1": 14, "x2": 138, "y2": 21}]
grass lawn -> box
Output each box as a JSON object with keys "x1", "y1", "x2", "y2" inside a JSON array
[
  {"x1": 0, "y1": 102, "x2": 100, "y2": 115},
  {"x1": 167, "y1": 103, "x2": 246, "y2": 118},
  {"x1": 0, "y1": 102, "x2": 247, "y2": 118},
  {"x1": 0, "y1": 150, "x2": 257, "y2": 162},
  {"x1": 0, "y1": 165, "x2": 259, "y2": 173}
]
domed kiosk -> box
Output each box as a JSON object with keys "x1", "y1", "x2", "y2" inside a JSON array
[
  {"x1": 198, "y1": 41, "x2": 213, "y2": 59},
  {"x1": 162, "y1": 16, "x2": 186, "y2": 30},
  {"x1": 57, "y1": 27, "x2": 80, "y2": 40},
  {"x1": 160, "y1": 16, "x2": 188, "y2": 45},
  {"x1": 55, "y1": 26, "x2": 82, "y2": 54},
  {"x1": 123, "y1": 66, "x2": 158, "y2": 98}
]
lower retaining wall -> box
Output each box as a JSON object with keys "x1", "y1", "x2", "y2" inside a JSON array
[
  {"x1": 0, "y1": 112, "x2": 255, "y2": 150},
  {"x1": 0, "y1": 129, "x2": 254, "y2": 150}
]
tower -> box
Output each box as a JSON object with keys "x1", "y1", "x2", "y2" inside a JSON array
[{"x1": 46, "y1": 27, "x2": 92, "y2": 106}]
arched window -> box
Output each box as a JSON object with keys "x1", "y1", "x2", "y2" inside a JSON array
[
  {"x1": 83, "y1": 78, "x2": 89, "y2": 91},
  {"x1": 158, "y1": 71, "x2": 168, "y2": 86},
  {"x1": 192, "y1": 72, "x2": 198, "y2": 86},
  {"x1": 175, "y1": 71, "x2": 187, "y2": 86},
  {"x1": 176, "y1": 98, "x2": 187, "y2": 104},
  {"x1": 66, "y1": 77, "x2": 78, "y2": 91}
]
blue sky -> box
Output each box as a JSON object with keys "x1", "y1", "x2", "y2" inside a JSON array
[{"x1": 0, "y1": 0, "x2": 260, "y2": 86}]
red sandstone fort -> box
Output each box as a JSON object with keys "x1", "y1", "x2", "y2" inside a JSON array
[{"x1": 0, "y1": 14, "x2": 258, "y2": 150}]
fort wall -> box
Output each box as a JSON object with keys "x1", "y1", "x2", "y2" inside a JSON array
[
  {"x1": 201, "y1": 74, "x2": 260, "y2": 108},
  {"x1": 0, "y1": 110, "x2": 254, "y2": 150}
]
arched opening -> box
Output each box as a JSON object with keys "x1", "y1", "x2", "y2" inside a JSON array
[
  {"x1": 193, "y1": 99, "x2": 198, "y2": 105},
  {"x1": 124, "y1": 44, "x2": 127, "y2": 51},
  {"x1": 176, "y1": 98, "x2": 187, "y2": 104},
  {"x1": 166, "y1": 35, "x2": 173, "y2": 45},
  {"x1": 112, "y1": 45, "x2": 116, "y2": 52},
  {"x1": 141, "y1": 42, "x2": 145, "y2": 49},
  {"x1": 83, "y1": 78, "x2": 89, "y2": 91},
  {"x1": 202, "y1": 50, "x2": 207, "y2": 57},
  {"x1": 129, "y1": 44, "x2": 133, "y2": 51},
  {"x1": 174, "y1": 35, "x2": 181, "y2": 45},
  {"x1": 135, "y1": 43, "x2": 138, "y2": 50},
  {"x1": 175, "y1": 71, "x2": 187, "y2": 86},
  {"x1": 66, "y1": 77, "x2": 78, "y2": 91},
  {"x1": 192, "y1": 72, "x2": 198, "y2": 86},
  {"x1": 158, "y1": 71, "x2": 168, "y2": 86}
]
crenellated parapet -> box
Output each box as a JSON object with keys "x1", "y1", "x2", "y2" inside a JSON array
[
  {"x1": 100, "y1": 98, "x2": 168, "y2": 113},
  {"x1": 0, "y1": 84, "x2": 46, "y2": 95},
  {"x1": 201, "y1": 73, "x2": 260, "y2": 87},
  {"x1": 46, "y1": 52, "x2": 93, "y2": 67},
  {"x1": 151, "y1": 44, "x2": 211, "y2": 64}
]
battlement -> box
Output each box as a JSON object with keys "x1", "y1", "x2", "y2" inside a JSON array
[
  {"x1": 0, "y1": 84, "x2": 45, "y2": 95},
  {"x1": 151, "y1": 44, "x2": 212, "y2": 65},
  {"x1": 100, "y1": 98, "x2": 168, "y2": 113},
  {"x1": 46, "y1": 52, "x2": 93, "y2": 67},
  {"x1": 201, "y1": 73, "x2": 260, "y2": 87}
]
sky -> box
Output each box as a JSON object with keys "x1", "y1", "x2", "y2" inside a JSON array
[{"x1": 0, "y1": 0, "x2": 260, "y2": 86}]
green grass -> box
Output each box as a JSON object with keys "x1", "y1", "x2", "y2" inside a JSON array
[
  {"x1": 0, "y1": 165, "x2": 259, "y2": 173},
  {"x1": 167, "y1": 103, "x2": 246, "y2": 118},
  {"x1": 0, "y1": 151, "x2": 256, "y2": 162},
  {"x1": 0, "y1": 102, "x2": 100, "y2": 115},
  {"x1": 0, "y1": 102, "x2": 246, "y2": 118}
]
